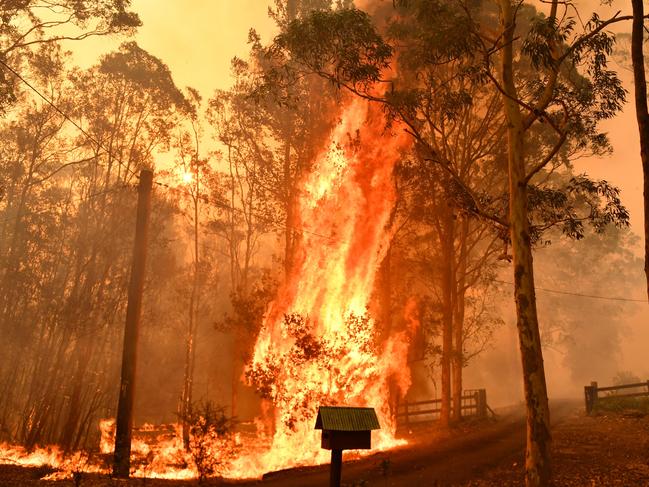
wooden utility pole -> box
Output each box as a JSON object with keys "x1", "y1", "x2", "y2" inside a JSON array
[{"x1": 113, "y1": 169, "x2": 153, "y2": 478}]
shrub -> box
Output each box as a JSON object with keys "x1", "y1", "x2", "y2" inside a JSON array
[{"x1": 182, "y1": 401, "x2": 238, "y2": 482}]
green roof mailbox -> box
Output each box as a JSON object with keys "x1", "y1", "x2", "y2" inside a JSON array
[{"x1": 315, "y1": 406, "x2": 381, "y2": 487}]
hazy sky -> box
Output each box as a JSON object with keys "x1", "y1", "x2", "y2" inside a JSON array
[
  {"x1": 67, "y1": 0, "x2": 645, "y2": 256},
  {"x1": 71, "y1": 0, "x2": 277, "y2": 95}
]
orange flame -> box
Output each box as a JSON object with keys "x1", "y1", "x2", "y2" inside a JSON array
[{"x1": 234, "y1": 99, "x2": 413, "y2": 476}]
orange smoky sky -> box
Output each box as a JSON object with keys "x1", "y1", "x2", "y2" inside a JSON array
[{"x1": 69, "y1": 0, "x2": 277, "y2": 95}]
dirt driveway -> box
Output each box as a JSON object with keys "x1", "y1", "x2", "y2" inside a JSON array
[{"x1": 229, "y1": 401, "x2": 577, "y2": 487}]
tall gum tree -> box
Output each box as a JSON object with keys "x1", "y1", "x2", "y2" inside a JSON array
[
  {"x1": 498, "y1": 1, "x2": 551, "y2": 482},
  {"x1": 630, "y1": 0, "x2": 649, "y2": 299},
  {"x1": 210, "y1": 0, "x2": 350, "y2": 428},
  {"x1": 207, "y1": 68, "x2": 274, "y2": 420},
  {"x1": 463, "y1": 0, "x2": 635, "y2": 483},
  {"x1": 248, "y1": 0, "x2": 349, "y2": 278}
]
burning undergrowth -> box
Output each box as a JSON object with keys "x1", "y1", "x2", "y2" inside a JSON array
[{"x1": 0, "y1": 100, "x2": 416, "y2": 480}]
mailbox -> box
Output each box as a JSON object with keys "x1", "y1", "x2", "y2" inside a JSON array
[
  {"x1": 315, "y1": 406, "x2": 380, "y2": 450},
  {"x1": 315, "y1": 406, "x2": 381, "y2": 487}
]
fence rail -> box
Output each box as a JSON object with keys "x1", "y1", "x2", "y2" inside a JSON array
[
  {"x1": 584, "y1": 380, "x2": 649, "y2": 414},
  {"x1": 396, "y1": 389, "x2": 490, "y2": 427}
]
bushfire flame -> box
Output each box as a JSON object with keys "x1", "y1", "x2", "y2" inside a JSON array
[
  {"x1": 0, "y1": 100, "x2": 416, "y2": 480},
  {"x1": 238, "y1": 99, "x2": 413, "y2": 475}
]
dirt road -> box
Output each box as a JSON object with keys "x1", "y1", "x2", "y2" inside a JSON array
[{"x1": 230, "y1": 400, "x2": 577, "y2": 487}]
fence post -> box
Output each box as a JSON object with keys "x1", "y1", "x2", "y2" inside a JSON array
[
  {"x1": 584, "y1": 381, "x2": 598, "y2": 414},
  {"x1": 476, "y1": 389, "x2": 487, "y2": 418},
  {"x1": 591, "y1": 381, "x2": 599, "y2": 410}
]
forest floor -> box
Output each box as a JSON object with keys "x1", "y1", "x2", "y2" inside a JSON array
[{"x1": 2, "y1": 400, "x2": 649, "y2": 486}]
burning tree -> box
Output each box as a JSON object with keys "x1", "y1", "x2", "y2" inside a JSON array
[{"x1": 224, "y1": 100, "x2": 418, "y2": 475}]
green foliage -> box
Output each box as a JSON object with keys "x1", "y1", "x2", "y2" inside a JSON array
[
  {"x1": 216, "y1": 271, "x2": 278, "y2": 362},
  {"x1": 0, "y1": 0, "x2": 140, "y2": 111},
  {"x1": 389, "y1": 0, "x2": 481, "y2": 67},
  {"x1": 528, "y1": 175, "x2": 629, "y2": 243},
  {"x1": 98, "y1": 42, "x2": 190, "y2": 113},
  {"x1": 271, "y1": 9, "x2": 392, "y2": 90}
]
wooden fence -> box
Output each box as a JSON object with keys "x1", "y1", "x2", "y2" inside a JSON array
[
  {"x1": 584, "y1": 380, "x2": 649, "y2": 414},
  {"x1": 395, "y1": 389, "x2": 490, "y2": 428}
]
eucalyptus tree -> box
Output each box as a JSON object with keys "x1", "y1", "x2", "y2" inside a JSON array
[
  {"x1": 382, "y1": 7, "x2": 511, "y2": 423},
  {"x1": 205, "y1": 0, "x2": 352, "y2": 421},
  {"x1": 207, "y1": 60, "x2": 271, "y2": 297},
  {"x1": 233, "y1": 0, "x2": 350, "y2": 278},
  {"x1": 476, "y1": 2, "x2": 632, "y2": 481},
  {"x1": 395, "y1": 154, "x2": 506, "y2": 424},
  {"x1": 165, "y1": 88, "x2": 225, "y2": 448},
  {"x1": 0, "y1": 0, "x2": 140, "y2": 111},
  {"x1": 207, "y1": 60, "x2": 275, "y2": 419}
]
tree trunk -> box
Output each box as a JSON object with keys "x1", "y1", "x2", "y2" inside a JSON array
[
  {"x1": 182, "y1": 188, "x2": 201, "y2": 449},
  {"x1": 283, "y1": 138, "x2": 298, "y2": 278},
  {"x1": 379, "y1": 246, "x2": 400, "y2": 418},
  {"x1": 60, "y1": 335, "x2": 94, "y2": 452},
  {"x1": 282, "y1": 1, "x2": 298, "y2": 278},
  {"x1": 439, "y1": 207, "x2": 454, "y2": 426},
  {"x1": 181, "y1": 328, "x2": 194, "y2": 448},
  {"x1": 452, "y1": 217, "x2": 468, "y2": 422},
  {"x1": 499, "y1": 1, "x2": 552, "y2": 485},
  {"x1": 230, "y1": 334, "x2": 247, "y2": 422},
  {"x1": 631, "y1": 0, "x2": 649, "y2": 300}
]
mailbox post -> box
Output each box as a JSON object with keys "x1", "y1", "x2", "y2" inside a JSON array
[{"x1": 315, "y1": 406, "x2": 381, "y2": 487}]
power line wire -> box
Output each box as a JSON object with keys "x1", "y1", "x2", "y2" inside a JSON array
[
  {"x1": 492, "y1": 279, "x2": 647, "y2": 304},
  {"x1": 0, "y1": 58, "x2": 140, "y2": 181}
]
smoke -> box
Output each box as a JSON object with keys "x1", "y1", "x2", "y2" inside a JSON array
[{"x1": 461, "y1": 227, "x2": 647, "y2": 409}]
